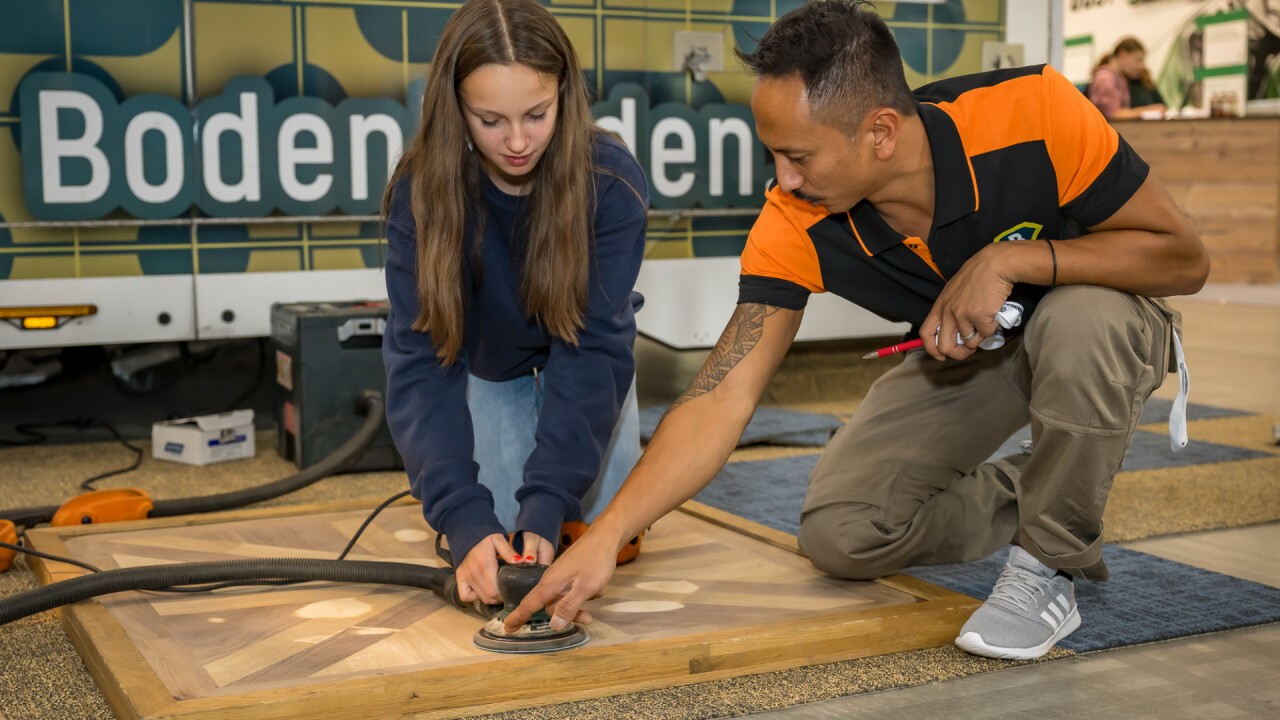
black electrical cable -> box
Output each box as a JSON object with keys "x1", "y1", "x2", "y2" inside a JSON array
[
  {"x1": 150, "y1": 489, "x2": 413, "y2": 594},
  {"x1": 0, "y1": 418, "x2": 143, "y2": 491},
  {"x1": 1, "y1": 489, "x2": 414, "y2": 596},
  {"x1": 0, "y1": 541, "x2": 103, "y2": 575},
  {"x1": 0, "y1": 389, "x2": 406, "y2": 620},
  {"x1": 218, "y1": 338, "x2": 267, "y2": 415},
  {"x1": 0, "y1": 424, "x2": 45, "y2": 446},
  {"x1": 0, "y1": 389, "x2": 385, "y2": 530},
  {"x1": 78, "y1": 421, "x2": 144, "y2": 491},
  {"x1": 0, "y1": 559, "x2": 450, "y2": 625},
  {"x1": 149, "y1": 389, "x2": 384, "y2": 519},
  {"x1": 335, "y1": 490, "x2": 413, "y2": 561},
  {"x1": 0, "y1": 490, "x2": 438, "y2": 623}
]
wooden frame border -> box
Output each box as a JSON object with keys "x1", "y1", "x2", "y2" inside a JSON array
[{"x1": 25, "y1": 499, "x2": 979, "y2": 720}]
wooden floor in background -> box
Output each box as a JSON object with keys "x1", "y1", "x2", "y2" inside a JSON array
[
  {"x1": 1149, "y1": 289, "x2": 1280, "y2": 415},
  {"x1": 25, "y1": 500, "x2": 977, "y2": 720},
  {"x1": 1127, "y1": 524, "x2": 1280, "y2": 588}
]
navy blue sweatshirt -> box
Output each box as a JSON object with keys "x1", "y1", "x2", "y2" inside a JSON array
[{"x1": 382, "y1": 133, "x2": 648, "y2": 565}]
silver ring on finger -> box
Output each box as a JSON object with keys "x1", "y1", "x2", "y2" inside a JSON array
[{"x1": 961, "y1": 329, "x2": 979, "y2": 342}]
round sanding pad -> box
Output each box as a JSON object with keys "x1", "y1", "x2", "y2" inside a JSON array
[{"x1": 473, "y1": 620, "x2": 588, "y2": 654}]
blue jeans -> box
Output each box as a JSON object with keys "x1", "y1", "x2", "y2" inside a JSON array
[{"x1": 467, "y1": 369, "x2": 640, "y2": 533}]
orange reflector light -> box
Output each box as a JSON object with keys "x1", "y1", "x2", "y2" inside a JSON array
[
  {"x1": 0, "y1": 304, "x2": 97, "y2": 330},
  {"x1": 22, "y1": 316, "x2": 58, "y2": 330}
]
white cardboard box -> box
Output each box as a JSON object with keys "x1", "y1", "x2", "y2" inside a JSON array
[{"x1": 152, "y1": 410, "x2": 256, "y2": 466}]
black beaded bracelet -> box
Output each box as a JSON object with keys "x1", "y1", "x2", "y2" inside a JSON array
[{"x1": 1045, "y1": 238, "x2": 1057, "y2": 288}]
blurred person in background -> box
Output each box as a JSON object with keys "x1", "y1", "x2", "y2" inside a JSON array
[{"x1": 1090, "y1": 37, "x2": 1167, "y2": 119}]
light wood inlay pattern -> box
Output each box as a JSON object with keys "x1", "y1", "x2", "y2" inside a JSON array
[{"x1": 24, "y1": 501, "x2": 977, "y2": 720}]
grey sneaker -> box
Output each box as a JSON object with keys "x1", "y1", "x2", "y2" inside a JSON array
[{"x1": 954, "y1": 547, "x2": 1080, "y2": 660}]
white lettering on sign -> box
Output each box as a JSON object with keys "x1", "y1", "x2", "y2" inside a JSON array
[
  {"x1": 651, "y1": 117, "x2": 696, "y2": 198},
  {"x1": 278, "y1": 113, "x2": 334, "y2": 203},
  {"x1": 39, "y1": 90, "x2": 109, "y2": 204},
  {"x1": 596, "y1": 95, "x2": 637, "y2": 154},
  {"x1": 125, "y1": 111, "x2": 185, "y2": 204},
  {"x1": 202, "y1": 92, "x2": 261, "y2": 204},
  {"x1": 349, "y1": 114, "x2": 403, "y2": 202},
  {"x1": 19, "y1": 75, "x2": 767, "y2": 219},
  {"x1": 709, "y1": 117, "x2": 752, "y2": 197}
]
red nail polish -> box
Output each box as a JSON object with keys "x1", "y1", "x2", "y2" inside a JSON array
[
  {"x1": 524, "y1": 555, "x2": 534, "y2": 561},
  {"x1": 510, "y1": 555, "x2": 521, "y2": 562}
]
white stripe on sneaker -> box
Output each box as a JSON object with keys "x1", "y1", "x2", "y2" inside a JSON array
[
  {"x1": 958, "y1": 607, "x2": 1080, "y2": 661},
  {"x1": 954, "y1": 553, "x2": 1081, "y2": 661}
]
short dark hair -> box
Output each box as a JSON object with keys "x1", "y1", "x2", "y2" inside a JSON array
[{"x1": 736, "y1": 0, "x2": 916, "y2": 127}]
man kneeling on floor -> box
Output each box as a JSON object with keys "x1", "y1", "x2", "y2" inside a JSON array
[{"x1": 506, "y1": 0, "x2": 1209, "y2": 660}]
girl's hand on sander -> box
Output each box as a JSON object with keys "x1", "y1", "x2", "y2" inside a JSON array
[
  {"x1": 519, "y1": 531, "x2": 556, "y2": 565},
  {"x1": 455, "y1": 533, "x2": 521, "y2": 604}
]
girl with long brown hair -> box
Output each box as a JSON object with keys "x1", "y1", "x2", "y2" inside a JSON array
[{"x1": 381, "y1": 0, "x2": 648, "y2": 606}]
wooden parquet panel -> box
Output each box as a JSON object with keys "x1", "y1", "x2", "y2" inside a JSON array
[{"x1": 25, "y1": 500, "x2": 978, "y2": 720}]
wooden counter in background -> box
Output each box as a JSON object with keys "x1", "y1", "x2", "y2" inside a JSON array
[{"x1": 1116, "y1": 118, "x2": 1280, "y2": 284}]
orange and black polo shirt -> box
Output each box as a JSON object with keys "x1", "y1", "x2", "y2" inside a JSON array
[{"x1": 738, "y1": 64, "x2": 1150, "y2": 334}]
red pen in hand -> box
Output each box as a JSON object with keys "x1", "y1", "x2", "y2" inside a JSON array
[
  {"x1": 864, "y1": 326, "x2": 960, "y2": 359},
  {"x1": 862, "y1": 338, "x2": 925, "y2": 359},
  {"x1": 865, "y1": 304, "x2": 1025, "y2": 360}
]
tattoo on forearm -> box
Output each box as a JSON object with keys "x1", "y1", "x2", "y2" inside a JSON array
[{"x1": 667, "y1": 303, "x2": 778, "y2": 413}]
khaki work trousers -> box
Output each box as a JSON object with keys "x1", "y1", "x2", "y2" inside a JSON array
[{"x1": 798, "y1": 286, "x2": 1181, "y2": 582}]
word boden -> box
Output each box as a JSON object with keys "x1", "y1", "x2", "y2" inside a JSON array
[
  {"x1": 20, "y1": 74, "x2": 767, "y2": 220},
  {"x1": 595, "y1": 84, "x2": 768, "y2": 210},
  {"x1": 21, "y1": 74, "x2": 411, "y2": 220}
]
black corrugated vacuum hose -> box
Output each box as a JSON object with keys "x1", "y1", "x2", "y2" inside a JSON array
[
  {"x1": 0, "y1": 558, "x2": 476, "y2": 626},
  {"x1": 0, "y1": 390, "x2": 386, "y2": 528}
]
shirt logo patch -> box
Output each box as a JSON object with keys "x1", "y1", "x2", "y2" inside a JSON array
[{"x1": 994, "y1": 222, "x2": 1043, "y2": 243}]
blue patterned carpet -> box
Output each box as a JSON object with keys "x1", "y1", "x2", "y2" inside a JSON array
[
  {"x1": 640, "y1": 404, "x2": 840, "y2": 447},
  {"x1": 908, "y1": 546, "x2": 1280, "y2": 652},
  {"x1": 692, "y1": 400, "x2": 1280, "y2": 653}
]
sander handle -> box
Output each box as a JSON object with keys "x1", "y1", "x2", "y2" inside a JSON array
[
  {"x1": 431, "y1": 570, "x2": 503, "y2": 619},
  {"x1": 429, "y1": 563, "x2": 550, "y2": 623}
]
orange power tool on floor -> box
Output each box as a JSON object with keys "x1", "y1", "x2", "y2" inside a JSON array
[
  {"x1": 0, "y1": 390, "x2": 387, "y2": 574},
  {"x1": 0, "y1": 490, "x2": 153, "y2": 573},
  {"x1": 47, "y1": 488, "x2": 154, "y2": 527}
]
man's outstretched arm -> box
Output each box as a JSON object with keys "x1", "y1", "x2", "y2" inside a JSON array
[{"x1": 503, "y1": 302, "x2": 804, "y2": 632}]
